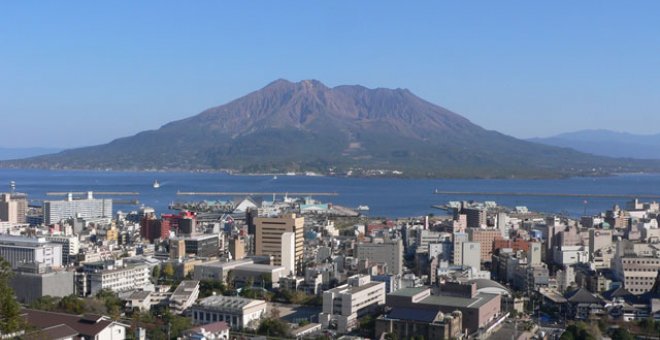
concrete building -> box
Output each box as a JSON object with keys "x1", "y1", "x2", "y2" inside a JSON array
[
  {"x1": 44, "y1": 192, "x2": 112, "y2": 225},
  {"x1": 464, "y1": 207, "x2": 487, "y2": 229},
  {"x1": 170, "y1": 280, "x2": 200, "y2": 314},
  {"x1": 528, "y1": 241, "x2": 543, "y2": 266},
  {"x1": 0, "y1": 234, "x2": 62, "y2": 269},
  {"x1": 182, "y1": 321, "x2": 230, "y2": 340},
  {"x1": 254, "y1": 214, "x2": 304, "y2": 273},
  {"x1": 386, "y1": 283, "x2": 502, "y2": 333},
  {"x1": 10, "y1": 264, "x2": 75, "y2": 304},
  {"x1": 281, "y1": 231, "x2": 295, "y2": 276},
  {"x1": 319, "y1": 275, "x2": 386, "y2": 333},
  {"x1": 613, "y1": 255, "x2": 660, "y2": 295},
  {"x1": 553, "y1": 246, "x2": 590, "y2": 266},
  {"x1": 375, "y1": 308, "x2": 463, "y2": 340},
  {"x1": 140, "y1": 217, "x2": 170, "y2": 243},
  {"x1": 228, "y1": 237, "x2": 246, "y2": 260},
  {"x1": 452, "y1": 232, "x2": 469, "y2": 266},
  {"x1": 180, "y1": 234, "x2": 221, "y2": 258},
  {"x1": 78, "y1": 259, "x2": 150, "y2": 296},
  {"x1": 356, "y1": 239, "x2": 404, "y2": 275},
  {"x1": 191, "y1": 295, "x2": 267, "y2": 330},
  {"x1": 0, "y1": 192, "x2": 27, "y2": 224},
  {"x1": 170, "y1": 239, "x2": 186, "y2": 259},
  {"x1": 468, "y1": 228, "x2": 503, "y2": 262},
  {"x1": 193, "y1": 258, "x2": 285, "y2": 288},
  {"x1": 46, "y1": 235, "x2": 80, "y2": 265},
  {"x1": 461, "y1": 241, "x2": 481, "y2": 270}
]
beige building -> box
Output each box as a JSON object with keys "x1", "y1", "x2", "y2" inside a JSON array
[
  {"x1": 468, "y1": 228, "x2": 503, "y2": 262},
  {"x1": 0, "y1": 193, "x2": 27, "y2": 224},
  {"x1": 170, "y1": 239, "x2": 186, "y2": 259},
  {"x1": 228, "y1": 237, "x2": 246, "y2": 260},
  {"x1": 254, "y1": 214, "x2": 304, "y2": 273}
]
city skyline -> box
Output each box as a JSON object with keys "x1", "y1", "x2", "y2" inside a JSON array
[{"x1": 2, "y1": 1, "x2": 660, "y2": 148}]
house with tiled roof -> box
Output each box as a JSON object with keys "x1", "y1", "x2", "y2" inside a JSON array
[{"x1": 22, "y1": 309, "x2": 128, "y2": 340}]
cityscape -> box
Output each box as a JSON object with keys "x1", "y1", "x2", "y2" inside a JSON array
[
  {"x1": 0, "y1": 187, "x2": 659, "y2": 339},
  {"x1": 2, "y1": 2, "x2": 660, "y2": 340}
]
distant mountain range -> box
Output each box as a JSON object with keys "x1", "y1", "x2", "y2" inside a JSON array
[
  {"x1": 529, "y1": 130, "x2": 660, "y2": 159},
  {"x1": 2, "y1": 79, "x2": 660, "y2": 178},
  {"x1": 0, "y1": 147, "x2": 63, "y2": 161}
]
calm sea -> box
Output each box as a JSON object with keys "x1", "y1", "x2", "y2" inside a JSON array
[{"x1": 1, "y1": 169, "x2": 660, "y2": 218}]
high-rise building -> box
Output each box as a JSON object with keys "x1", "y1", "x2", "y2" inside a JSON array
[
  {"x1": 44, "y1": 192, "x2": 112, "y2": 225},
  {"x1": 452, "y1": 232, "x2": 469, "y2": 266},
  {"x1": 468, "y1": 228, "x2": 503, "y2": 262},
  {"x1": 281, "y1": 232, "x2": 295, "y2": 276},
  {"x1": 254, "y1": 214, "x2": 304, "y2": 273},
  {"x1": 461, "y1": 242, "x2": 481, "y2": 270},
  {"x1": 46, "y1": 235, "x2": 80, "y2": 265},
  {"x1": 356, "y1": 240, "x2": 404, "y2": 275},
  {"x1": 228, "y1": 237, "x2": 246, "y2": 260},
  {"x1": 170, "y1": 239, "x2": 186, "y2": 259},
  {"x1": 0, "y1": 235, "x2": 63, "y2": 269},
  {"x1": 0, "y1": 193, "x2": 27, "y2": 224},
  {"x1": 140, "y1": 217, "x2": 171, "y2": 242},
  {"x1": 463, "y1": 207, "x2": 487, "y2": 229}
]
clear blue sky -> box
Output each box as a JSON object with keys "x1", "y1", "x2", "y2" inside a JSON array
[{"x1": 2, "y1": 1, "x2": 659, "y2": 148}]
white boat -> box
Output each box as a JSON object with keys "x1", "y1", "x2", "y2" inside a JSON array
[
  {"x1": 273, "y1": 175, "x2": 278, "y2": 180},
  {"x1": 153, "y1": 180, "x2": 160, "y2": 189},
  {"x1": 357, "y1": 205, "x2": 370, "y2": 211}
]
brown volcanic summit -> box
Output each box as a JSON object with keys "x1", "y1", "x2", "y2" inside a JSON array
[{"x1": 2, "y1": 79, "x2": 652, "y2": 178}]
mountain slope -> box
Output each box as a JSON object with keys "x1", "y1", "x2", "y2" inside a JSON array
[
  {"x1": 530, "y1": 129, "x2": 660, "y2": 159},
  {"x1": 3, "y1": 80, "x2": 659, "y2": 178}
]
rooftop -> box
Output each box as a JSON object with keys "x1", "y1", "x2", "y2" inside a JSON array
[
  {"x1": 388, "y1": 286, "x2": 429, "y2": 297},
  {"x1": 172, "y1": 280, "x2": 200, "y2": 297},
  {"x1": 420, "y1": 292, "x2": 499, "y2": 309},
  {"x1": 196, "y1": 295, "x2": 266, "y2": 311}
]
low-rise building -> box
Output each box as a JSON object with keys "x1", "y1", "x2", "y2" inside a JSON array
[
  {"x1": 319, "y1": 275, "x2": 386, "y2": 333},
  {"x1": 385, "y1": 283, "x2": 501, "y2": 334},
  {"x1": 77, "y1": 259, "x2": 150, "y2": 296},
  {"x1": 191, "y1": 295, "x2": 267, "y2": 330},
  {"x1": 375, "y1": 308, "x2": 463, "y2": 340},
  {"x1": 170, "y1": 280, "x2": 200, "y2": 314}
]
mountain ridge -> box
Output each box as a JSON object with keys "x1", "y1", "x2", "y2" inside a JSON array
[
  {"x1": 529, "y1": 129, "x2": 660, "y2": 160},
  {"x1": 3, "y1": 80, "x2": 660, "y2": 178}
]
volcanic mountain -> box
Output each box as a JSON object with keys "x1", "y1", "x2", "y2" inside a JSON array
[{"x1": 3, "y1": 79, "x2": 656, "y2": 178}]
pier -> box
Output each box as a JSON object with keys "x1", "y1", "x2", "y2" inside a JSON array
[
  {"x1": 176, "y1": 191, "x2": 339, "y2": 196},
  {"x1": 46, "y1": 192, "x2": 140, "y2": 196},
  {"x1": 433, "y1": 190, "x2": 660, "y2": 199}
]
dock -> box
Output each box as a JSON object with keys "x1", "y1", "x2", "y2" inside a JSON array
[
  {"x1": 433, "y1": 190, "x2": 660, "y2": 199},
  {"x1": 46, "y1": 192, "x2": 140, "y2": 196},
  {"x1": 176, "y1": 191, "x2": 339, "y2": 196}
]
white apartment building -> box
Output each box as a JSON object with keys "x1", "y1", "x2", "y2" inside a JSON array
[
  {"x1": 0, "y1": 234, "x2": 62, "y2": 269},
  {"x1": 191, "y1": 295, "x2": 267, "y2": 330},
  {"x1": 79, "y1": 259, "x2": 149, "y2": 296},
  {"x1": 319, "y1": 275, "x2": 386, "y2": 333},
  {"x1": 44, "y1": 192, "x2": 112, "y2": 225},
  {"x1": 553, "y1": 245, "x2": 590, "y2": 266}
]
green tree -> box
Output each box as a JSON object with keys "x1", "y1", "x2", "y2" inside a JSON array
[
  {"x1": 29, "y1": 295, "x2": 60, "y2": 311},
  {"x1": 0, "y1": 256, "x2": 23, "y2": 334},
  {"x1": 152, "y1": 265, "x2": 161, "y2": 281},
  {"x1": 58, "y1": 295, "x2": 86, "y2": 314},
  {"x1": 162, "y1": 263, "x2": 175, "y2": 281},
  {"x1": 257, "y1": 318, "x2": 290, "y2": 337},
  {"x1": 611, "y1": 328, "x2": 634, "y2": 340}
]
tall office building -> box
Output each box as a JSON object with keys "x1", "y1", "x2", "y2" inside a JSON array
[
  {"x1": 254, "y1": 214, "x2": 304, "y2": 273},
  {"x1": 0, "y1": 193, "x2": 27, "y2": 224},
  {"x1": 355, "y1": 240, "x2": 404, "y2": 275},
  {"x1": 463, "y1": 207, "x2": 487, "y2": 229},
  {"x1": 44, "y1": 192, "x2": 112, "y2": 225},
  {"x1": 468, "y1": 228, "x2": 503, "y2": 262},
  {"x1": 281, "y1": 232, "x2": 295, "y2": 276},
  {"x1": 461, "y1": 242, "x2": 481, "y2": 270},
  {"x1": 0, "y1": 235, "x2": 62, "y2": 269}
]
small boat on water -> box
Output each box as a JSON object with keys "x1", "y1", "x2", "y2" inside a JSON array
[
  {"x1": 357, "y1": 205, "x2": 370, "y2": 212},
  {"x1": 273, "y1": 175, "x2": 278, "y2": 180},
  {"x1": 153, "y1": 180, "x2": 160, "y2": 189}
]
